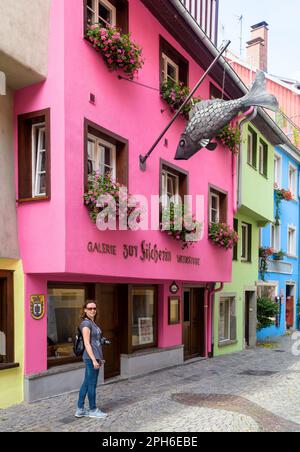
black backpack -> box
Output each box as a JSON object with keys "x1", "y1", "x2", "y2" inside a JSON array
[{"x1": 73, "y1": 327, "x2": 85, "y2": 357}]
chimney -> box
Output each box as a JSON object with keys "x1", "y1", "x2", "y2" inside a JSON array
[{"x1": 246, "y1": 21, "x2": 269, "y2": 72}]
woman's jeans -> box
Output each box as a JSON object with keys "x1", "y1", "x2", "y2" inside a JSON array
[{"x1": 78, "y1": 359, "x2": 100, "y2": 411}]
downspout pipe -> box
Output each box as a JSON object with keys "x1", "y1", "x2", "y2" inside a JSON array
[{"x1": 206, "y1": 282, "x2": 224, "y2": 357}]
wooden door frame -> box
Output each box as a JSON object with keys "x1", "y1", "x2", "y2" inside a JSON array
[
  {"x1": 182, "y1": 287, "x2": 205, "y2": 360},
  {"x1": 285, "y1": 282, "x2": 296, "y2": 329}
]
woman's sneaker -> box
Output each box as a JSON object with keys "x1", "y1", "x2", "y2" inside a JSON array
[
  {"x1": 75, "y1": 408, "x2": 88, "y2": 418},
  {"x1": 88, "y1": 409, "x2": 108, "y2": 419}
]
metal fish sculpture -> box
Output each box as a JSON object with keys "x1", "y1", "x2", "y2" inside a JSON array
[{"x1": 175, "y1": 71, "x2": 279, "y2": 160}]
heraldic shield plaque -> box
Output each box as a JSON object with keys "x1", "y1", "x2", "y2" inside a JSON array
[{"x1": 30, "y1": 295, "x2": 45, "y2": 320}]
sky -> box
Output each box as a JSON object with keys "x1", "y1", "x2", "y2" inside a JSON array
[{"x1": 218, "y1": 0, "x2": 300, "y2": 81}]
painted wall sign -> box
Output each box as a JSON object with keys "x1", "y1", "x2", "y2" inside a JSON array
[
  {"x1": 87, "y1": 241, "x2": 200, "y2": 266},
  {"x1": 30, "y1": 295, "x2": 45, "y2": 320}
]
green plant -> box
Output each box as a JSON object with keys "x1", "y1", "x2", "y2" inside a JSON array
[
  {"x1": 86, "y1": 25, "x2": 144, "y2": 78},
  {"x1": 160, "y1": 80, "x2": 201, "y2": 119},
  {"x1": 161, "y1": 203, "x2": 201, "y2": 249},
  {"x1": 273, "y1": 250, "x2": 285, "y2": 260},
  {"x1": 216, "y1": 124, "x2": 241, "y2": 154},
  {"x1": 83, "y1": 172, "x2": 135, "y2": 224},
  {"x1": 257, "y1": 297, "x2": 279, "y2": 331},
  {"x1": 274, "y1": 187, "x2": 293, "y2": 224},
  {"x1": 259, "y1": 247, "x2": 274, "y2": 281},
  {"x1": 293, "y1": 127, "x2": 300, "y2": 148},
  {"x1": 208, "y1": 223, "x2": 238, "y2": 250}
]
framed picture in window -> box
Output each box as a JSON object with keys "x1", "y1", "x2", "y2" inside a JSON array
[{"x1": 168, "y1": 296, "x2": 181, "y2": 325}]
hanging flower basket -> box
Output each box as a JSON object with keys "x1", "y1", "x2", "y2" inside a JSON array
[
  {"x1": 274, "y1": 186, "x2": 293, "y2": 224},
  {"x1": 209, "y1": 222, "x2": 238, "y2": 250},
  {"x1": 83, "y1": 172, "x2": 136, "y2": 225},
  {"x1": 216, "y1": 124, "x2": 241, "y2": 154},
  {"x1": 86, "y1": 25, "x2": 144, "y2": 78},
  {"x1": 161, "y1": 203, "x2": 201, "y2": 249},
  {"x1": 259, "y1": 247, "x2": 274, "y2": 281},
  {"x1": 160, "y1": 80, "x2": 202, "y2": 119}
]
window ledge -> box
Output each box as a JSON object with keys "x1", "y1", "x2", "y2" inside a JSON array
[
  {"x1": 247, "y1": 163, "x2": 257, "y2": 171},
  {"x1": 241, "y1": 260, "x2": 252, "y2": 264},
  {"x1": 17, "y1": 197, "x2": 50, "y2": 203},
  {"x1": 0, "y1": 363, "x2": 20, "y2": 371},
  {"x1": 286, "y1": 254, "x2": 298, "y2": 260},
  {"x1": 218, "y1": 340, "x2": 238, "y2": 348}
]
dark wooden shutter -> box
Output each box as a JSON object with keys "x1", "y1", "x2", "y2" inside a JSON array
[
  {"x1": 233, "y1": 219, "x2": 238, "y2": 261},
  {"x1": 247, "y1": 223, "x2": 252, "y2": 262}
]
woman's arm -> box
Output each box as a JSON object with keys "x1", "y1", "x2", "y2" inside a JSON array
[{"x1": 82, "y1": 327, "x2": 101, "y2": 369}]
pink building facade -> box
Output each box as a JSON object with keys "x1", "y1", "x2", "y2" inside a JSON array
[{"x1": 15, "y1": 0, "x2": 238, "y2": 401}]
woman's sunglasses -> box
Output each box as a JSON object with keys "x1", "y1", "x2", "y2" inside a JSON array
[{"x1": 86, "y1": 307, "x2": 97, "y2": 311}]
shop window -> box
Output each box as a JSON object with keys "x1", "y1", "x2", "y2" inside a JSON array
[
  {"x1": 130, "y1": 286, "x2": 157, "y2": 351},
  {"x1": 47, "y1": 286, "x2": 89, "y2": 367},
  {"x1": 219, "y1": 297, "x2": 236, "y2": 344},
  {"x1": 259, "y1": 139, "x2": 268, "y2": 177},
  {"x1": 18, "y1": 109, "x2": 51, "y2": 202},
  {"x1": 168, "y1": 296, "x2": 180, "y2": 325},
  {"x1": 241, "y1": 222, "x2": 252, "y2": 262},
  {"x1": 209, "y1": 187, "x2": 227, "y2": 224},
  {"x1": 287, "y1": 226, "x2": 297, "y2": 256},
  {"x1": 0, "y1": 271, "x2": 15, "y2": 368},
  {"x1": 288, "y1": 164, "x2": 297, "y2": 199},
  {"x1": 84, "y1": 0, "x2": 128, "y2": 33},
  {"x1": 160, "y1": 37, "x2": 189, "y2": 87},
  {"x1": 84, "y1": 119, "x2": 128, "y2": 189},
  {"x1": 247, "y1": 127, "x2": 257, "y2": 169}
]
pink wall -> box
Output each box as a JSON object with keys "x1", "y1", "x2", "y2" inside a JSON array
[{"x1": 14, "y1": 0, "x2": 237, "y2": 375}]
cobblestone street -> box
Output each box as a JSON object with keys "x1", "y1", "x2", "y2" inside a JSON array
[{"x1": 1, "y1": 335, "x2": 300, "y2": 432}]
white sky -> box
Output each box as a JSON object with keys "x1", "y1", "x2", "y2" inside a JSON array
[{"x1": 218, "y1": 0, "x2": 300, "y2": 81}]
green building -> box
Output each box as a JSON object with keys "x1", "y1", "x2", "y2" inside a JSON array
[{"x1": 214, "y1": 121, "x2": 275, "y2": 356}]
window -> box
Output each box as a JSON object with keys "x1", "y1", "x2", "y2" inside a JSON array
[
  {"x1": 160, "y1": 161, "x2": 188, "y2": 215},
  {"x1": 161, "y1": 53, "x2": 179, "y2": 84},
  {"x1": 289, "y1": 164, "x2": 297, "y2": 199},
  {"x1": 160, "y1": 37, "x2": 189, "y2": 87},
  {"x1": 210, "y1": 83, "x2": 229, "y2": 100},
  {"x1": 259, "y1": 139, "x2": 268, "y2": 177},
  {"x1": 47, "y1": 286, "x2": 87, "y2": 366},
  {"x1": 131, "y1": 287, "x2": 157, "y2": 350},
  {"x1": 271, "y1": 223, "x2": 281, "y2": 252},
  {"x1": 85, "y1": 0, "x2": 128, "y2": 33},
  {"x1": 288, "y1": 226, "x2": 296, "y2": 256},
  {"x1": 257, "y1": 283, "x2": 277, "y2": 300},
  {"x1": 18, "y1": 109, "x2": 51, "y2": 201},
  {"x1": 241, "y1": 222, "x2": 252, "y2": 262},
  {"x1": 161, "y1": 168, "x2": 180, "y2": 209},
  {"x1": 209, "y1": 187, "x2": 228, "y2": 224},
  {"x1": 247, "y1": 127, "x2": 257, "y2": 168},
  {"x1": 0, "y1": 271, "x2": 15, "y2": 368},
  {"x1": 233, "y1": 219, "x2": 238, "y2": 261},
  {"x1": 219, "y1": 297, "x2": 236, "y2": 343},
  {"x1": 168, "y1": 296, "x2": 180, "y2": 325},
  {"x1": 274, "y1": 152, "x2": 282, "y2": 187},
  {"x1": 84, "y1": 119, "x2": 128, "y2": 189},
  {"x1": 88, "y1": 134, "x2": 116, "y2": 179}
]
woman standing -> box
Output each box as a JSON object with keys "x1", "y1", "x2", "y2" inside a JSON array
[{"x1": 75, "y1": 300, "x2": 107, "y2": 419}]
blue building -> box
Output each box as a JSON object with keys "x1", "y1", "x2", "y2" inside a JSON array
[{"x1": 259, "y1": 144, "x2": 300, "y2": 340}]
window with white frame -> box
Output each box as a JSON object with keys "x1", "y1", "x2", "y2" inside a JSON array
[
  {"x1": 241, "y1": 222, "x2": 251, "y2": 261},
  {"x1": 86, "y1": 0, "x2": 117, "y2": 27},
  {"x1": 271, "y1": 223, "x2": 281, "y2": 252},
  {"x1": 247, "y1": 128, "x2": 257, "y2": 168},
  {"x1": 287, "y1": 226, "x2": 296, "y2": 256},
  {"x1": 209, "y1": 192, "x2": 220, "y2": 224},
  {"x1": 161, "y1": 53, "x2": 179, "y2": 84},
  {"x1": 259, "y1": 140, "x2": 268, "y2": 177},
  {"x1": 289, "y1": 164, "x2": 297, "y2": 198},
  {"x1": 274, "y1": 152, "x2": 282, "y2": 187},
  {"x1": 161, "y1": 169, "x2": 180, "y2": 208},
  {"x1": 87, "y1": 134, "x2": 116, "y2": 179},
  {"x1": 32, "y1": 123, "x2": 47, "y2": 197},
  {"x1": 219, "y1": 297, "x2": 236, "y2": 343}
]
